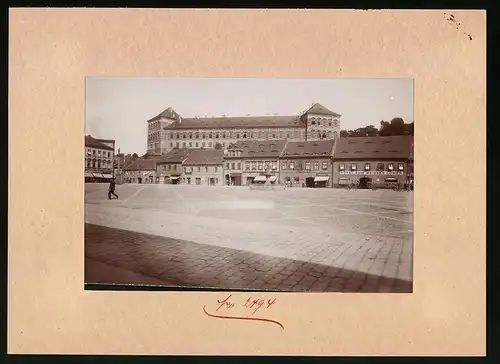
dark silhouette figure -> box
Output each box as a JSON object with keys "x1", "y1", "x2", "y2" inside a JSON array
[{"x1": 108, "y1": 178, "x2": 119, "y2": 200}]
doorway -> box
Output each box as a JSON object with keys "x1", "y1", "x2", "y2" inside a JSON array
[
  {"x1": 359, "y1": 177, "x2": 372, "y2": 189},
  {"x1": 138, "y1": 177, "x2": 142, "y2": 184},
  {"x1": 305, "y1": 177, "x2": 314, "y2": 188}
]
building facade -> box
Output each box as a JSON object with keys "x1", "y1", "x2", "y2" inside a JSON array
[
  {"x1": 181, "y1": 150, "x2": 224, "y2": 186},
  {"x1": 332, "y1": 136, "x2": 413, "y2": 188},
  {"x1": 145, "y1": 102, "x2": 341, "y2": 155},
  {"x1": 123, "y1": 159, "x2": 157, "y2": 184},
  {"x1": 225, "y1": 140, "x2": 286, "y2": 186},
  {"x1": 279, "y1": 139, "x2": 335, "y2": 188},
  {"x1": 156, "y1": 148, "x2": 191, "y2": 184},
  {"x1": 85, "y1": 135, "x2": 115, "y2": 182}
]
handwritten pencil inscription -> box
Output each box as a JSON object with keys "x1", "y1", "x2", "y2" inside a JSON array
[{"x1": 203, "y1": 294, "x2": 283, "y2": 330}]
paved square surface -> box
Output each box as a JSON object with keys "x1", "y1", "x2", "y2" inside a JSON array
[{"x1": 85, "y1": 183, "x2": 413, "y2": 292}]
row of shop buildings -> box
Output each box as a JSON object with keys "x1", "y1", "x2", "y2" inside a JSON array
[{"x1": 118, "y1": 135, "x2": 414, "y2": 189}]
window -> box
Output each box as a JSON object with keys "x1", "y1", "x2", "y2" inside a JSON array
[
  {"x1": 282, "y1": 161, "x2": 287, "y2": 170},
  {"x1": 351, "y1": 163, "x2": 357, "y2": 171},
  {"x1": 98, "y1": 150, "x2": 101, "y2": 156},
  {"x1": 388, "y1": 163, "x2": 394, "y2": 171},
  {"x1": 222, "y1": 133, "x2": 226, "y2": 139},
  {"x1": 272, "y1": 161, "x2": 277, "y2": 170},
  {"x1": 182, "y1": 142, "x2": 186, "y2": 148},
  {"x1": 202, "y1": 133, "x2": 206, "y2": 139},
  {"x1": 322, "y1": 162, "x2": 328, "y2": 170},
  {"x1": 205, "y1": 167, "x2": 209, "y2": 172},
  {"x1": 183, "y1": 133, "x2": 186, "y2": 139},
  {"x1": 202, "y1": 142, "x2": 206, "y2": 147},
  {"x1": 398, "y1": 163, "x2": 404, "y2": 171},
  {"x1": 209, "y1": 133, "x2": 212, "y2": 138},
  {"x1": 197, "y1": 167, "x2": 201, "y2": 172},
  {"x1": 364, "y1": 163, "x2": 371, "y2": 171},
  {"x1": 329, "y1": 121, "x2": 332, "y2": 126},
  {"x1": 231, "y1": 162, "x2": 235, "y2": 170},
  {"x1": 215, "y1": 133, "x2": 219, "y2": 139},
  {"x1": 236, "y1": 134, "x2": 240, "y2": 139},
  {"x1": 286, "y1": 133, "x2": 290, "y2": 139},
  {"x1": 264, "y1": 162, "x2": 269, "y2": 170},
  {"x1": 214, "y1": 167, "x2": 218, "y2": 172},
  {"x1": 297, "y1": 162, "x2": 303, "y2": 170},
  {"x1": 176, "y1": 133, "x2": 179, "y2": 139},
  {"x1": 215, "y1": 178, "x2": 219, "y2": 184},
  {"x1": 252, "y1": 162, "x2": 257, "y2": 170},
  {"x1": 272, "y1": 133, "x2": 276, "y2": 138},
  {"x1": 245, "y1": 162, "x2": 250, "y2": 170},
  {"x1": 312, "y1": 120, "x2": 316, "y2": 125},
  {"x1": 237, "y1": 162, "x2": 241, "y2": 170},
  {"x1": 258, "y1": 161, "x2": 263, "y2": 170},
  {"x1": 170, "y1": 142, "x2": 173, "y2": 147},
  {"x1": 209, "y1": 142, "x2": 212, "y2": 147},
  {"x1": 305, "y1": 161, "x2": 311, "y2": 170},
  {"x1": 226, "y1": 163, "x2": 230, "y2": 170},
  {"x1": 195, "y1": 133, "x2": 199, "y2": 139},
  {"x1": 108, "y1": 152, "x2": 111, "y2": 157},
  {"x1": 176, "y1": 142, "x2": 179, "y2": 148},
  {"x1": 195, "y1": 142, "x2": 199, "y2": 147},
  {"x1": 168, "y1": 165, "x2": 172, "y2": 171},
  {"x1": 189, "y1": 142, "x2": 192, "y2": 147},
  {"x1": 289, "y1": 162, "x2": 295, "y2": 170}
]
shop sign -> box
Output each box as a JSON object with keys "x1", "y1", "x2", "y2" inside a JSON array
[{"x1": 339, "y1": 171, "x2": 403, "y2": 175}]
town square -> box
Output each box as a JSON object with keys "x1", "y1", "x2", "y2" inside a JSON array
[{"x1": 84, "y1": 77, "x2": 414, "y2": 293}]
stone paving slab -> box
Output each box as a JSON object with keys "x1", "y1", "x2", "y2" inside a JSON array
[{"x1": 85, "y1": 224, "x2": 412, "y2": 293}]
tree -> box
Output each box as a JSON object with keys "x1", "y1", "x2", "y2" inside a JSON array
[
  {"x1": 132, "y1": 153, "x2": 139, "y2": 160},
  {"x1": 340, "y1": 118, "x2": 413, "y2": 137}
]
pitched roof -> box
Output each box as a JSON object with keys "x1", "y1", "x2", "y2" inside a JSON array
[
  {"x1": 305, "y1": 103, "x2": 341, "y2": 117},
  {"x1": 183, "y1": 149, "x2": 224, "y2": 166},
  {"x1": 147, "y1": 107, "x2": 181, "y2": 122},
  {"x1": 226, "y1": 140, "x2": 288, "y2": 158},
  {"x1": 156, "y1": 148, "x2": 191, "y2": 164},
  {"x1": 281, "y1": 139, "x2": 336, "y2": 158},
  {"x1": 164, "y1": 115, "x2": 304, "y2": 130},
  {"x1": 123, "y1": 158, "x2": 157, "y2": 171},
  {"x1": 333, "y1": 136, "x2": 413, "y2": 160},
  {"x1": 85, "y1": 135, "x2": 114, "y2": 151}
]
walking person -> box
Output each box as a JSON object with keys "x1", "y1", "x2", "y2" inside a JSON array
[{"x1": 108, "y1": 177, "x2": 119, "y2": 200}]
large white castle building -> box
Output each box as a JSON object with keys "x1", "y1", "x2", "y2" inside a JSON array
[{"x1": 146, "y1": 102, "x2": 341, "y2": 155}]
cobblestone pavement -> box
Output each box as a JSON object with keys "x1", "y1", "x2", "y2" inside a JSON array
[
  {"x1": 85, "y1": 184, "x2": 413, "y2": 292},
  {"x1": 85, "y1": 224, "x2": 412, "y2": 292}
]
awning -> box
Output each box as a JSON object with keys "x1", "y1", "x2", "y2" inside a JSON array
[
  {"x1": 314, "y1": 176, "x2": 330, "y2": 182},
  {"x1": 84, "y1": 172, "x2": 93, "y2": 178},
  {"x1": 253, "y1": 176, "x2": 267, "y2": 182},
  {"x1": 385, "y1": 177, "x2": 398, "y2": 182},
  {"x1": 170, "y1": 176, "x2": 180, "y2": 180},
  {"x1": 102, "y1": 174, "x2": 113, "y2": 179},
  {"x1": 92, "y1": 173, "x2": 104, "y2": 178},
  {"x1": 269, "y1": 176, "x2": 277, "y2": 182}
]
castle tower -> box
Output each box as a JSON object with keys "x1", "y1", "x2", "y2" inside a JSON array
[
  {"x1": 146, "y1": 107, "x2": 181, "y2": 154},
  {"x1": 303, "y1": 103, "x2": 341, "y2": 141}
]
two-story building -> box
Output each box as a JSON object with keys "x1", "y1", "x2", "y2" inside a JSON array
[
  {"x1": 84, "y1": 135, "x2": 115, "y2": 183},
  {"x1": 123, "y1": 159, "x2": 157, "y2": 184},
  {"x1": 279, "y1": 139, "x2": 336, "y2": 188},
  {"x1": 181, "y1": 149, "x2": 224, "y2": 186},
  {"x1": 225, "y1": 140, "x2": 287, "y2": 186},
  {"x1": 331, "y1": 135, "x2": 413, "y2": 188},
  {"x1": 156, "y1": 148, "x2": 191, "y2": 184}
]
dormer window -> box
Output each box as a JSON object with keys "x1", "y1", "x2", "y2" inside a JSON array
[
  {"x1": 364, "y1": 163, "x2": 371, "y2": 171},
  {"x1": 388, "y1": 163, "x2": 394, "y2": 171},
  {"x1": 351, "y1": 163, "x2": 357, "y2": 171},
  {"x1": 339, "y1": 163, "x2": 344, "y2": 171}
]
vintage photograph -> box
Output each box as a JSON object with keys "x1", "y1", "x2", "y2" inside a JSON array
[{"x1": 84, "y1": 77, "x2": 414, "y2": 293}]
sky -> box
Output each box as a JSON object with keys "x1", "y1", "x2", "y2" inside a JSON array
[{"x1": 85, "y1": 78, "x2": 413, "y2": 155}]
